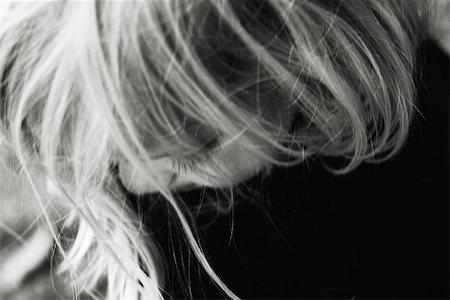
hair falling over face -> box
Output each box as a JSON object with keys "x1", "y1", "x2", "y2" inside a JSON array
[{"x1": 0, "y1": 0, "x2": 433, "y2": 299}]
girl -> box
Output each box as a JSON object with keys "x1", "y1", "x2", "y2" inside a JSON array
[{"x1": 0, "y1": 0, "x2": 446, "y2": 299}]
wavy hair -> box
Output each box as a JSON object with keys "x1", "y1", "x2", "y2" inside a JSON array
[{"x1": 0, "y1": 0, "x2": 430, "y2": 299}]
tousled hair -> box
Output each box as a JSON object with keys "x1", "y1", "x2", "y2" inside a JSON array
[{"x1": 0, "y1": 1, "x2": 430, "y2": 299}]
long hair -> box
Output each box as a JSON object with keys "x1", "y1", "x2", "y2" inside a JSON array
[{"x1": 0, "y1": 0, "x2": 430, "y2": 299}]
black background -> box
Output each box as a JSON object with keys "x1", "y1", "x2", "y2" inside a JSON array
[{"x1": 141, "y1": 40, "x2": 449, "y2": 299}]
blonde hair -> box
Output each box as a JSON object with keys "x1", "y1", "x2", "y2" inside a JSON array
[{"x1": 0, "y1": 0, "x2": 430, "y2": 299}]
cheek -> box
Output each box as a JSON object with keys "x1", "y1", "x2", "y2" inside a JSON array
[
  {"x1": 118, "y1": 100, "x2": 295, "y2": 195},
  {"x1": 118, "y1": 141, "x2": 268, "y2": 195},
  {"x1": 118, "y1": 159, "x2": 176, "y2": 195},
  {"x1": 213, "y1": 143, "x2": 267, "y2": 185}
]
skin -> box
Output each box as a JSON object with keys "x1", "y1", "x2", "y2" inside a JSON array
[
  {"x1": 431, "y1": 0, "x2": 450, "y2": 55},
  {"x1": 118, "y1": 135, "x2": 270, "y2": 194},
  {"x1": 118, "y1": 91, "x2": 297, "y2": 195}
]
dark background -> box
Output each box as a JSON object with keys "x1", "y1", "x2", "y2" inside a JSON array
[{"x1": 142, "y1": 39, "x2": 449, "y2": 299}]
